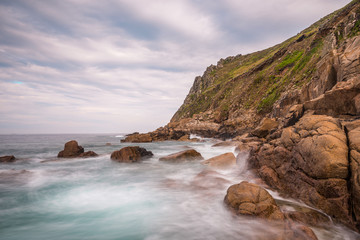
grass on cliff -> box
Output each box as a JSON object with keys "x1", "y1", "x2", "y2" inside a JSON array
[{"x1": 172, "y1": 0, "x2": 360, "y2": 121}]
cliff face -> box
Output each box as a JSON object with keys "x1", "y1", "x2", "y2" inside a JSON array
[{"x1": 168, "y1": 0, "x2": 360, "y2": 138}]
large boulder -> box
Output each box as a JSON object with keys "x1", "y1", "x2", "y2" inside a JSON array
[
  {"x1": 111, "y1": 146, "x2": 153, "y2": 163},
  {"x1": 249, "y1": 115, "x2": 351, "y2": 226},
  {"x1": 58, "y1": 140, "x2": 97, "y2": 158},
  {"x1": 202, "y1": 152, "x2": 236, "y2": 169},
  {"x1": 224, "y1": 181, "x2": 285, "y2": 221},
  {"x1": 159, "y1": 149, "x2": 203, "y2": 162},
  {"x1": 58, "y1": 140, "x2": 84, "y2": 158},
  {"x1": 0, "y1": 155, "x2": 16, "y2": 163}
]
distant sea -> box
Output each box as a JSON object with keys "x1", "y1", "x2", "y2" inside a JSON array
[{"x1": 0, "y1": 134, "x2": 358, "y2": 240}]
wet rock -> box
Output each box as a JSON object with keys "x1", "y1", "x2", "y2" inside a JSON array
[
  {"x1": 202, "y1": 152, "x2": 236, "y2": 169},
  {"x1": 0, "y1": 155, "x2": 16, "y2": 163},
  {"x1": 252, "y1": 118, "x2": 279, "y2": 138},
  {"x1": 224, "y1": 181, "x2": 285, "y2": 221},
  {"x1": 111, "y1": 146, "x2": 153, "y2": 163},
  {"x1": 58, "y1": 140, "x2": 84, "y2": 158},
  {"x1": 159, "y1": 149, "x2": 203, "y2": 162},
  {"x1": 105, "y1": 143, "x2": 112, "y2": 146},
  {"x1": 78, "y1": 151, "x2": 98, "y2": 158}
]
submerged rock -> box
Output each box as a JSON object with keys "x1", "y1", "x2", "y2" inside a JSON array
[
  {"x1": 202, "y1": 152, "x2": 236, "y2": 169},
  {"x1": 159, "y1": 149, "x2": 203, "y2": 162},
  {"x1": 111, "y1": 146, "x2": 153, "y2": 163},
  {"x1": 58, "y1": 140, "x2": 98, "y2": 158},
  {"x1": 0, "y1": 155, "x2": 16, "y2": 163}
]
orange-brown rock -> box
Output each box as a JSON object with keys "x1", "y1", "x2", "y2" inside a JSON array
[
  {"x1": 249, "y1": 115, "x2": 351, "y2": 227},
  {"x1": 252, "y1": 118, "x2": 279, "y2": 138},
  {"x1": 159, "y1": 149, "x2": 203, "y2": 162},
  {"x1": 121, "y1": 133, "x2": 152, "y2": 143},
  {"x1": 111, "y1": 146, "x2": 153, "y2": 163},
  {"x1": 202, "y1": 152, "x2": 236, "y2": 169},
  {"x1": 0, "y1": 155, "x2": 16, "y2": 162},
  {"x1": 224, "y1": 181, "x2": 285, "y2": 221},
  {"x1": 58, "y1": 140, "x2": 84, "y2": 158}
]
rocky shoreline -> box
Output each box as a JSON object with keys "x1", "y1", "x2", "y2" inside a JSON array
[{"x1": 118, "y1": 1, "x2": 360, "y2": 234}]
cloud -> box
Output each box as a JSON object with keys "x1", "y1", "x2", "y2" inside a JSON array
[{"x1": 0, "y1": 0, "x2": 352, "y2": 134}]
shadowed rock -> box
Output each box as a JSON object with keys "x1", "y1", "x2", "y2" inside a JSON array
[
  {"x1": 111, "y1": 146, "x2": 153, "y2": 163},
  {"x1": 0, "y1": 155, "x2": 16, "y2": 163}
]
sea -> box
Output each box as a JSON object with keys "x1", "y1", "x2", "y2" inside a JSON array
[{"x1": 0, "y1": 134, "x2": 359, "y2": 240}]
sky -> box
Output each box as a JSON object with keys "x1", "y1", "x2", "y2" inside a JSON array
[{"x1": 0, "y1": 0, "x2": 352, "y2": 134}]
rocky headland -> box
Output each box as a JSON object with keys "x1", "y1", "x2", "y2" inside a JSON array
[{"x1": 121, "y1": 0, "x2": 360, "y2": 233}]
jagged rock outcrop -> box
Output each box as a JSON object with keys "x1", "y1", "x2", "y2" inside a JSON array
[
  {"x1": 159, "y1": 149, "x2": 203, "y2": 162},
  {"x1": 111, "y1": 146, "x2": 153, "y2": 163},
  {"x1": 249, "y1": 115, "x2": 352, "y2": 226},
  {"x1": 58, "y1": 140, "x2": 97, "y2": 158}
]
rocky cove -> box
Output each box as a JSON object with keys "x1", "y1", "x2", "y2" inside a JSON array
[
  {"x1": 2, "y1": 1, "x2": 360, "y2": 240},
  {"x1": 117, "y1": 0, "x2": 360, "y2": 238}
]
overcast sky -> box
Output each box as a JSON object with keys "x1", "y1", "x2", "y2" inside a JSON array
[{"x1": 0, "y1": 0, "x2": 351, "y2": 134}]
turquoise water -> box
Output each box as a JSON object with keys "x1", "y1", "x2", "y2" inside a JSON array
[{"x1": 0, "y1": 134, "x2": 359, "y2": 240}]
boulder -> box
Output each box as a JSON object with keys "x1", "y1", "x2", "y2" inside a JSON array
[
  {"x1": 159, "y1": 149, "x2": 203, "y2": 162},
  {"x1": 111, "y1": 146, "x2": 153, "y2": 162},
  {"x1": 252, "y1": 118, "x2": 279, "y2": 138},
  {"x1": 58, "y1": 140, "x2": 84, "y2": 158},
  {"x1": 224, "y1": 181, "x2": 285, "y2": 221},
  {"x1": 202, "y1": 152, "x2": 236, "y2": 169},
  {"x1": 0, "y1": 155, "x2": 16, "y2": 162}
]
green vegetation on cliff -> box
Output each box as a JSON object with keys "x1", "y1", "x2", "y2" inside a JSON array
[{"x1": 171, "y1": 0, "x2": 360, "y2": 123}]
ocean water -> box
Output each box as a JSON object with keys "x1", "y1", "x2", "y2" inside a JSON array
[{"x1": 0, "y1": 134, "x2": 359, "y2": 240}]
